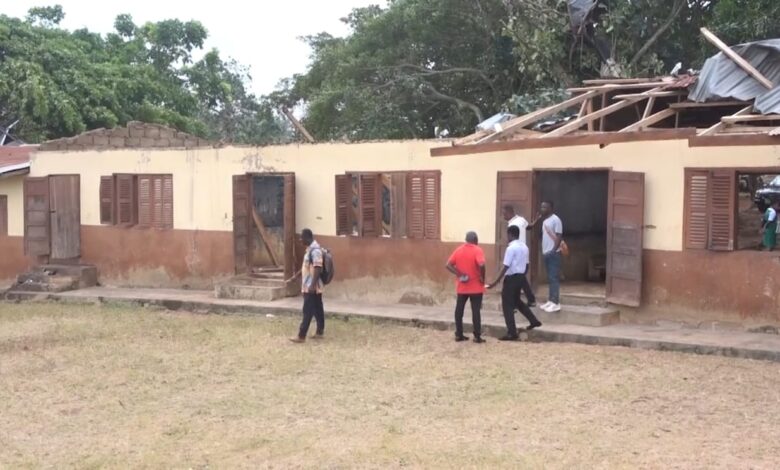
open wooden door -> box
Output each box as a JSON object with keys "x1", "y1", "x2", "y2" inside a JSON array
[
  {"x1": 606, "y1": 171, "x2": 645, "y2": 307},
  {"x1": 283, "y1": 174, "x2": 296, "y2": 281},
  {"x1": 24, "y1": 177, "x2": 51, "y2": 257},
  {"x1": 496, "y1": 171, "x2": 534, "y2": 277},
  {"x1": 49, "y1": 175, "x2": 80, "y2": 261},
  {"x1": 232, "y1": 175, "x2": 250, "y2": 274}
]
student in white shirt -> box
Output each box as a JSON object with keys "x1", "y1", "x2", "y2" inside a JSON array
[
  {"x1": 501, "y1": 205, "x2": 537, "y2": 307},
  {"x1": 528, "y1": 201, "x2": 563, "y2": 313},
  {"x1": 487, "y1": 225, "x2": 542, "y2": 341}
]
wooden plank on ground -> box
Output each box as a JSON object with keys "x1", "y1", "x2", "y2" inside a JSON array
[
  {"x1": 251, "y1": 207, "x2": 281, "y2": 266},
  {"x1": 700, "y1": 27, "x2": 774, "y2": 89}
]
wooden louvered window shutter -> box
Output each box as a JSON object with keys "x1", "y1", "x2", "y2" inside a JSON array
[
  {"x1": 115, "y1": 174, "x2": 136, "y2": 225},
  {"x1": 423, "y1": 171, "x2": 441, "y2": 240},
  {"x1": 99, "y1": 176, "x2": 114, "y2": 224},
  {"x1": 407, "y1": 173, "x2": 425, "y2": 239},
  {"x1": 683, "y1": 169, "x2": 709, "y2": 250},
  {"x1": 161, "y1": 175, "x2": 173, "y2": 229},
  {"x1": 358, "y1": 173, "x2": 381, "y2": 237},
  {"x1": 335, "y1": 174, "x2": 352, "y2": 235},
  {"x1": 406, "y1": 171, "x2": 441, "y2": 240},
  {"x1": 708, "y1": 169, "x2": 736, "y2": 251},
  {"x1": 137, "y1": 176, "x2": 152, "y2": 228}
]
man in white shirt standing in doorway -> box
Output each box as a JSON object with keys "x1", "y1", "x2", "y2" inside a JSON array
[
  {"x1": 502, "y1": 204, "x2": 536, "y2": 307},
  {"x1": 529, "y1": 201, "x2": 563, "y2": 313}
]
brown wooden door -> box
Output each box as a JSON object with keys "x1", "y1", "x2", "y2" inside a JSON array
[
  {"x1": 232, "y1": 175, "x2": 250, "y2": 274},
  {"x1": 49, "y1": 175, "x2": 81, "y2": 260},
  {"x1": 24, "y1": 177, "x2": 51, "y2": 257},
  {"x1": 496, "y1": 171, "x2": 534, "y2": 276},
  {"x1": 606, "y1": 171, "x2": 645, "y2": 307},
  {"x1": 283, "y1": 174, "x2": 296, "y2": 281}
]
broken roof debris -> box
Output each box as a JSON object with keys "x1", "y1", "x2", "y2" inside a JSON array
[{"x1": 454, "y1": 28, "x2": 780, "y2": 148}]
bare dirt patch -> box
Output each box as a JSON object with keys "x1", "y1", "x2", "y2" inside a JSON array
[{"x1": 1, "y1": 303, "x2": 779, "y2": 468}]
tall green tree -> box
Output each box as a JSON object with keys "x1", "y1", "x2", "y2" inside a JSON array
[{"x1": 0, "y1": 6, "x2": 290, "y2": 144}]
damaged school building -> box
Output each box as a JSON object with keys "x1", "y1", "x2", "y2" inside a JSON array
[{"x1": 4, "y1": 32, "x2": 780, "y2": 324}]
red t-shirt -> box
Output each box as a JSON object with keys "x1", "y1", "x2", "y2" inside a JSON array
[{"x1": 447, "y1": 243, "x2": 486, "y2": 294}]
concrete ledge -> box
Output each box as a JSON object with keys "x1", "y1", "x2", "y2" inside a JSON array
[{"x1": 5, "y1": 287, "x2": 780, "y2": 363}]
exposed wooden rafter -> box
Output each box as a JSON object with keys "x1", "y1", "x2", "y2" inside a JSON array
[
  {"x1": 699, "y1": 105, "x2": 753, "y2": 136},
  {"x1": 473, "y1": 90, "x2": 601, "y2": 144},
  {"x1": 620, "y1": 108, "x2": 678, "y2": 132},
  {"x1": 700, "y1": 27, "x2": 774, "y2": 89},
  {"x1": 543, "y1": 88, "x2": 661, "y2": 138}
]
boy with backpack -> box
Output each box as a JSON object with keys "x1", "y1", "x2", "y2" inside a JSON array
[{"x1": 290, "y1": 228, "x2": 334, "y2": 343}]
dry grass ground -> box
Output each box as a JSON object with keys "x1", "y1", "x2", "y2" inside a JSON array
[{"x1": 1, "y1": 303, "x2": 780, "y2": 469}]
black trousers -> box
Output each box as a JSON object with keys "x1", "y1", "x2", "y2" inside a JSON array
[
  {"x1": 454, "y1": 293, "x2": 483, "y2": 338},
  {"x1": 502, "y1": 274, "x2": 540, "y2": 336},
  {"x1": 298, "y1": 293, "x2": 325, "y2": 338},
  {"x1": 519, "y1": 265, "x2": 536, "y2": 304}
]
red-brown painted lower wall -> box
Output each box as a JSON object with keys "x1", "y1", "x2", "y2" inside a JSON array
[
  {"x1": 80, "y1": 226, "x2": 234, "y2": 286},
  {"x1": 8, "y1": 226, "x2": 780, "y2": 321},
  {"x1": 318, "y1": 235, "x2": 497, "y2": 285},
  {"x1": 0, "y1": 236, "x2": 30, "y2": 281},
  {"x1": 643, "y1": 249, "x2": 780, "y2": 321}
]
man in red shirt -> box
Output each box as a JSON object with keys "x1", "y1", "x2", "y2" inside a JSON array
[{"x1": 446, "y1": 231, "x2": 487, "y2": 343}]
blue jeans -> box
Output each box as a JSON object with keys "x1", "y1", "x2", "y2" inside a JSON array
[{"x1": 544, "y1": 251, "x2": 562, "y2": 304}]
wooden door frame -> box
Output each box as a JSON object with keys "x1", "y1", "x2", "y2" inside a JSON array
[
  {"x1": 529, "y1": 168, "x2": 612, "y2": 287},
  {"x1": 242, "y1": 172, "x2": 296, "y2": 278}
]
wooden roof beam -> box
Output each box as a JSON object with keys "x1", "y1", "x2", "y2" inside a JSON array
[
  {"x1": 474, "y1": 89, "x2": 601, "y2": 144},
  {"x1": 620, "y1": 108, "x2": 678, "y2": 132},
  {"x1": 566, "y1": 82, "x2": 669, "y2": 93},
  {"x1": 669, "y1": 100, "x2": 749, "y2": 109},
  {"x1": 701, "y1": 27, "x2": 774, "y2": 89},
  {"x1": 699, "y1": 105, "x2": 753, "y2": 136},
  {"x1": 613, "y1": 90, "x2": 687, "y2": 100},
  {"x1": 543, "y1": 89, "x2": 661, "y2": 138},
  {"x1": 721, "y1": 114, "x2": 780, "y2": 124}
]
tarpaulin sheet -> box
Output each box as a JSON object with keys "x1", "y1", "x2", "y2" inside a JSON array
[{"x1": 689, "y1": 39, "x2": 780, "y2": 114}]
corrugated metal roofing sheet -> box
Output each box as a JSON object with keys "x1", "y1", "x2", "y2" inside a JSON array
[{"x1": 689, "y1": 39, "x2": 780, "y2": 114}]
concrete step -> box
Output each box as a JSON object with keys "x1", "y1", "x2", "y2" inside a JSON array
[
  {"x1": 32, "y1": 264, "x2": 98, "y2": 288},
  {"x1": 230, "y1": 275, "x2": 287, "y2": 288},
  {"x1": 12, "y1": 273, "x2": 80, "y2": 293},
  {"x1": 483, "y1": 294, "x2": 619, "y2": 327},
  {"x1": 559, "y1": 293, "x2": 608, "y2": 307},
  {"x1": 214, "y1": 283, "x2": 287, "y2": 302}
]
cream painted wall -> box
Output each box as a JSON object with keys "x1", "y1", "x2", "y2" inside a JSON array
[
  {"x1": 0, "y1": 174, "x2": 26, "y2": 237},
  {"x1": 30, "y1": 140, "x2": 780, "y2": 253}
]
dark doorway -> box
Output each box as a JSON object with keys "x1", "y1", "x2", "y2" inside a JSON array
[{"x1": 534, "y1": 170, "x2": 609, "y2": 294}]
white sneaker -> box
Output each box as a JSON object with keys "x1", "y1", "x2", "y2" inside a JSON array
[
  {"x1": 547, "y1": 303, "x2": 561, "y2": 313},
  {"x1": 539, "y1": 301, "x2": 552, "y2": 310}
]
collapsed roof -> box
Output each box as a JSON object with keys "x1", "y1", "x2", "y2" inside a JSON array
[{"x1": 453, "y1": 29, "x2": 780, "y2": 148}]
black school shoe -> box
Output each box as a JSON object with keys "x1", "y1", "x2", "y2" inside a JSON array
[
  {"x1": 455, "y1": 335, "x2": 469, "y2": 342},
  {"x1": 473, "y1": 337, "x2": 485, "y2": 344}
]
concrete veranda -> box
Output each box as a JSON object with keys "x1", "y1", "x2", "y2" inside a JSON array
[{"x1": 5, "y1": 286, "x2": 780, "y2": 362}]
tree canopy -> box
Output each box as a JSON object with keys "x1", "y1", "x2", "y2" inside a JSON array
[
  {"x1": 278, "y1": 0, "x2": 780, "y2": 140},
  {"x1": 0, "y1": 7, "x2": 290, "y2": 144}
]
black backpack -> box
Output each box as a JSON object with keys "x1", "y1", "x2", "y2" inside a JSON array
[{"x1": 310, "y1": 247, "x2": 335, "y2": 285}]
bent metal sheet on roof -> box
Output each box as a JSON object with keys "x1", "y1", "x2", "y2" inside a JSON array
[{"x1": 689, "y1": 39, "x2": 780, "y2": 114}]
